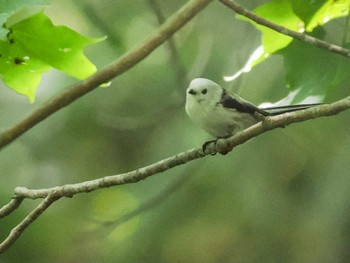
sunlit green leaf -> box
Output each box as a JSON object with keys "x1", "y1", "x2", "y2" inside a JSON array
[
  {"x1": 253, "y1": 0, "x2": 303, "y2": 55},
  {"x1": 0, "y1": 40, "x2": 50, "y2": 102},
  {"x1": 237, "y1": 0, "x2": 303, "y2": 69},
  {"x1": 290, "y1": 0, "x2": 326, "y2": 26},
  {"x1": 11, "y1": 12, "x2": 104, "y2": 79},
  {"x1": 247, "y1": 0, "x2": 350, "y2": 54},
  {"x1": 0, "y1": 11, "x2": 104, "y2": 102},
  {"x1": 0, "y1": 0, "x2": 48, "y2": 40},
  {"x1": 236, "y1": 0, "x2": 350, "y2": 78},
  {"x1": 291, "y1": 0, "x2": 350, "y2": 31}
]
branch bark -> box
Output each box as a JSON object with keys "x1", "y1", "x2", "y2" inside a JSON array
[
  {"x1": 0, "y1": 195, "x2": 59, "y2": 254},
  {"x1": 0, "y1": 97, "x2": 349, "y2": 253},
  {"x1": 0, "y1": 0, "x2": 214, "y2": 150},
  {"x1": 0, "y1": 198, "x2": 24, "y2": 218},
  {"x1": 9, "y1": 97, "x2": 350, "y2": 201}
]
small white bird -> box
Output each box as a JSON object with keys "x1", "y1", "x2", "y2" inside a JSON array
[{"x1": 185, "y1": 78, "x2": 320, "y2": 138}]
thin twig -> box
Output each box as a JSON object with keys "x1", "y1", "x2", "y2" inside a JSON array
[
  {"x1": 0, "y1": 0, "x2": 214, "y2": 150},
  {"x1": 147, "y1": 0, "x2": 187, "y2": 88},
  {"x1": 0, "y1": 197, "x2": 24, "y2": 218},
  {"x1": 0, "y1": 195, "x2": 59, "y2": 254},
  {"x1": 76, "y1": 166, "x2": 199, "y2": 247},
  {"x1": 101, "y1": 165, "x2": 197, "y2": 229},
  {"x1": 219, "y1": 0, "x2": 350, "y2": 57},
  {"x1": 13, "y1": 147, "x2": 205, "y2": 199}
]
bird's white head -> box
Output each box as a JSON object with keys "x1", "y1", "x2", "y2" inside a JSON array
[{"x1": 185, "y1": 78, "x2": 222, "y2": 114}]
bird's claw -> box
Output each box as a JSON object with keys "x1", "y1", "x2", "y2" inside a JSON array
[
  {"x1": 202, "y1": 138, "x2": 232, "y2": 155},
  {"x1": 202, "y1": 140, "x2": 217, "y2": 155}
]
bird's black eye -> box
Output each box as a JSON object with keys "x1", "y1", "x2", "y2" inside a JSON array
[
  {"x1": 188, "y1": 89, "x2": 196, "y2": 95},
  {"x1": 201, "y1": 88, "x2": 207, "y2": 95}
]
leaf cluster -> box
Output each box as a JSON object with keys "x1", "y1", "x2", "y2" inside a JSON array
[
  {"x1": 238, "y1": 0, "x2": 350, "y2": 102},
  {"x1": 0, "y1": 1, "x2": 103, "y2": 102}
]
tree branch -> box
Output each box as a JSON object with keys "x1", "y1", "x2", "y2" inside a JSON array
[
  {"x1": 12, "y1": 97, "x2": 350, "y2": 201},
  {"x1": 13, "y1": 147, "x2": 205, "y2": 199},
  {"x1": 101, "y1": 166, "x2": 196, "y2": 230},
  {"x1": 0, "y1": 198, "x2": 24, "y2": 218},
  {"x1": 0, "y1": 0, "x2": 214, "y2": 150},
  {"x1": 219, "y1": 0, "x2": 350, "y2": 58},
  {"x1": 2, "y1": 0, "x2": 350, "y2": 254},
  {"x1": 0, "y1": 195, "x2": 59, "y2": 254},
  {"x1": 1, "y1": 96, "x2": 350, "y2": 253},
  {"x1": 210, "y1": 97, "x2": 350, "y2": 154}
]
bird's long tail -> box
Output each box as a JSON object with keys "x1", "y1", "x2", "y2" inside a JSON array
[{"x1": 260, "y1": 103, "x2": 323, "y2": 116}]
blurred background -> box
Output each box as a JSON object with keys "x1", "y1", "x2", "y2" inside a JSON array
[{"x1": 1, "y1": 0, "x2": 350, "y2": 262}]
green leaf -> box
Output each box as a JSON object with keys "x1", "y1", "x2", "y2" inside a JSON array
[
  {"x1": 236, "y1": 0, "x2": 303, "y2": 71},
  {"x1": 291, "y1": 0, "x2": 350, "y2": 31},
  {"x1": 0, "y1": 13, "x2": 9, "y2": 39},
  {"x1": 0, "y1": 11, "x2": 104, "y2": 102},
  {"x1": 247, "y1": 0, "x2": 350, "y2": 55},
  {"x1": 0, "y1": 40, "x2": 51, "y2": 102},
  {"x1": 11, "y1": 12, "x2": 104, "y2": 79},
  {"x1": 280, "y1": 30, "x2": 350, "y2": 103},
  {"x1": 0, "y1": 0, "x2": 47, "y2": 40},
  {"x1": 253, "y1": 0, "x2": 303, "y2": 55},
  {"x1": 289, "y1": 0, "x2": 326, "y2": 27},
  {"x1": 236, "y1": 0, "x2": 349, "y2": 73}
]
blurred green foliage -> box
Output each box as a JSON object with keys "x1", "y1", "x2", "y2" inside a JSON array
[{"x1": 1, "y1": 0, "x2": 350, "y2": 262}]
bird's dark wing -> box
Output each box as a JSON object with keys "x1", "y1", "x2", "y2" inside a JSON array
[
  {"x1": 220, "y1": 89, "x2": 268, "y2": 115},
  {"x1": 262, "y1": 103, "x2": 323, "y2": 116},
  {"x1": 220, "y1": 89, "x2": 322, "y2": 116}
]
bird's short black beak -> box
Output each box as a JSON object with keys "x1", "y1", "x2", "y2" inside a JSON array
[{"x1": 188, "y1": 89, "x2": 196, "y2": 95}]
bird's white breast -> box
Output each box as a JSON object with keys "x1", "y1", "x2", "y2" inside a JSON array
[{"x1": 186, "y1": 96, "x2": 258, "y2": 138}]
